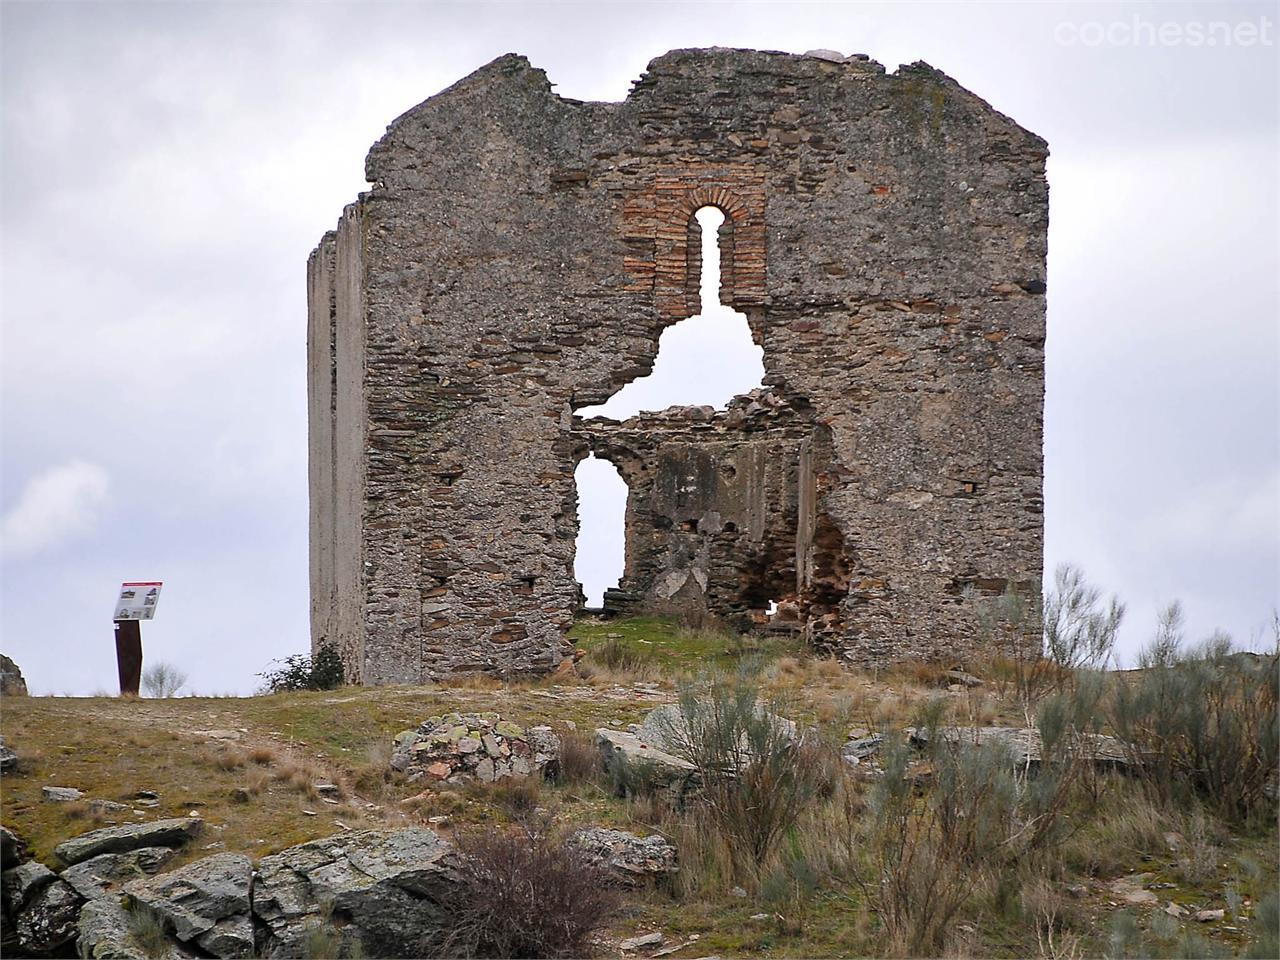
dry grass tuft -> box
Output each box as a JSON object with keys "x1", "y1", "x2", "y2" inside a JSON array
[{"x1": 247, "y1": 744, "x2": 278, "y2": 765}]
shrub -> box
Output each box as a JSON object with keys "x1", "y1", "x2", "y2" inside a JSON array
[
  {"x1": 141, "y1": 661, "x2": 188, "y2": 698},
  {"x1": 856, "y1": 727, "x2": 1016, "y2": 957},
  {"x1": 423, "y1": 823, "x2": 620, "y2": 958},
  {"x1": 659, "y1": 674, "x2": 825, "y2": 874},
  {"x1": 1109, "y1": 617, "x2": 1279, "y2": 821},
  {"x1": 551, "y1": 726, "x2": 601, "y2": 789},
  {"x1": 258, "y1": 643, "x2": 345, "y2": 693}
]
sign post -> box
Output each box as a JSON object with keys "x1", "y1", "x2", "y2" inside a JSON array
[{"x1": 112, "y1": 582, "x2": 163, "y2": 697}]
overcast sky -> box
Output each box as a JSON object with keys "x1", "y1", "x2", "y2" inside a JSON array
[{"x1": 2, "y1": 1, "x2": 1276, "y2": 695}]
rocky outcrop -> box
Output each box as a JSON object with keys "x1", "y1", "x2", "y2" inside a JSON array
[
  {"x1": 78, "y1": 897, "x2": 198, "y2": 960},
  {"x1": 54, "y1": 817, "x2": 202, "y2": 867},
  {"x1": 0, "y1": 655, "x2": 27, "y2": 697},
  {"x1": 570, "y1": 828, "x2": 678, "y2": 886},
  {"x1": 61, "y1": 847, "x2": 178, "y2": 901},
  {"x1": 2, "y1": 861, "x2": 56, "y2": 911},
  {"x1": 255, "y1": 827, "x2": 458, "y2": 957},
  {"x1": 14, "y1": 877, "x2": 82, "y2": 955},
  {"x1": 1, "y1": 826, "x2": 26, "y2": 868},
  {"x1": 125, "y1": 853, "x2": 254, "y2": 958},
  {"x1": 16, "y1": 826, "x2": 465, "y2": 959},
  {"x1": 390, "y1": 712, "x2": 559, "y2": 784}
]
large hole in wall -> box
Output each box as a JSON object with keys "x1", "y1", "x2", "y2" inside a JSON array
[
  {"x1": 573, "y1": 454, "x2": 627, "y2": 608},
  {"x1": 576, "y1": 206, "x2": 765, "y2": 419}
]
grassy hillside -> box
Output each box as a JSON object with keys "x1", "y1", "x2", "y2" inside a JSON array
[{"x1": 2, "y1": 616, "x2": 1276, "y2": 958}]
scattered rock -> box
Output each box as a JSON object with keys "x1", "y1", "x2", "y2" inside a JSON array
[
  {"x1": 42, "y1": 786, "x2": 86, "y2": 803},
  {"x1": 61, "y1": 846, "x2": 178, "y2": 901},
  {"x1": 749, "y1": 912, "x2": 770, "y2": 921},
  {"x1": 596, "y1": 729, "x2": 698, "y2": 800},
  {"x1": 14, "y1": 877, "x2": 82, "y2": 955},
  {"x1": 1165, "y1": 902, "x2": 1188, "y2": 918},
  {"x1": 126, "y1": 853, "x2": 253, "y2": 956},
  {"x1": 621, "y1": 931, "x2": 665, "y2": 951},
  {"x1": 89, "y1": 799, "x2": 131, "y2": 816},
  {"x1": 54, "y1": 817, "x2": 203, "y2": 867},
  {"x1": 1109, "y1": 876, "x2": 1158, "y2": 907},
  {"x1": 570, "y1": 828, "x2": 677, "y2": 885},
  {"x1": 135, "y1": 791, "x2": 160, "y2": 801},
  {"x1": 944, "y1": 670, "x2": 984, "y2": 688},
  {"x1": 314, "y1": 783, "x2": 340, "y2": 796},
  {"x1": 841, "y1": 734, "x2": 883, "y2": 765},
  {"x1": 2, "y1": 861, "x2": 56, "y2": 911},
  {"x1": 1195, "y1": 909, "x2": 1225, "y2": 922},
  {"x1": 0, "y1": 738, "x2": 17, "y2": 775},
  {"x1": 0, "y1": 655, "x2": 27, "y2": 697},
  {"x1": 730, "y1": 886, "x2": 747, "y2": 899},
  {"x1": 390, "y1": 712, "x2": 560, "y2": 783}
]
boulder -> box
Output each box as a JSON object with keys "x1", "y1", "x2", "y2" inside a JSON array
[
  {"x1": 2, "y1": 860, "x2": 56, "y2": 913},
  {"x1": 254, "y1": 828, "x2": 458, "y2": 957},
  {"x1": 62, "y1": 846, "x2": 178, "y2": 901},
  {"x1": 636, "y1": 702, "x2": 798, "y2": 760},
  {"x1": 0, "y1": 738, "x2": 17, "y2": 775},
  {"x1": 42, "y1": 786, "x2": 85, "y2": 803},
  {"x1": 390, "y1": 712, "x2": 560, "y2": 783},
  {"x1": 596, "y1": 729, "x2": 697, "y2": 800},
  {"x1": 908, "y1": 725, "x2": 1133, "y2": 768},
  {"x1": 14, "y1": 877, "x2": 82, "y2": 954},
  {"x1": 1, "y1": 825, "x2": 27, "y2": 868},
  {"x1": 78, "y1": 897, "x2": 198, "y2": 960},
  {"x1": 570, "y1": 828, "x2": 677, "y2": 886},
  {"x1": 54, "y1": 817, "x2": 202, "y2": 867},
  {"x1": 0, "y1": 655, "x2": 27, "y2": 697},
  {"x1": 124, "y1": 853, "x2": 252, "y2": 955}
]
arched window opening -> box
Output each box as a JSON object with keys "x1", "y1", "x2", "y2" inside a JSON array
[
  {"x1": 577, "y1": 206, "x2": 764, "y2": 419},
  {"x1": 573, "y1": 454, "x2": 627, "y2": 608}
]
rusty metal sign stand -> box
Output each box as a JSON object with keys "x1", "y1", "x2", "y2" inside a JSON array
[{"x1": 114, "y1": 619, "x2": 143, "y2": 696}]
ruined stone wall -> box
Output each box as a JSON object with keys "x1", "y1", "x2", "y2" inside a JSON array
[
  {"x1": 308, "y1": 48, "x2": 1048, "y2": 681},
  {"x1": 576, "y1": 390, "x2": 813, "y2": 627}
]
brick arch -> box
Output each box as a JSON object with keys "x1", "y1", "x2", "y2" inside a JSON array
[{"x1": 622, "y1": 165, "x2": 767, "y2": 323}]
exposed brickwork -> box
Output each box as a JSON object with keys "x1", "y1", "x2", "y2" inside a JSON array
[{"x1": 307, "y1": 48, "x2": 1048, "y2": 682}]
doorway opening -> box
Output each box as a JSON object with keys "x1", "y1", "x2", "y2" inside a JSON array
[{"x1": 573, "y1": 454, "x2": 627, "y2": 608}]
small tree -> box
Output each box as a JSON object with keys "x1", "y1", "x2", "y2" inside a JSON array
[{"x1": 141, "y1": 662, "x2": 187, "y2": 698}]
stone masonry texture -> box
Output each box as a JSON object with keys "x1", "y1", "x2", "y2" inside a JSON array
[{"x1": 307, "y1": 48, "x2": 1048, "y2": 683}]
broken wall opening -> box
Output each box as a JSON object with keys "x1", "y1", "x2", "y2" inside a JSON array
[{"x1": 576, "y1": 205, "x2": 764, "y2": 419}]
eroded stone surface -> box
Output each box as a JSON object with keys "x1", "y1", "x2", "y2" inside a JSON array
[
  {"x1": 15, "y1": 877, "x2": 82, "y2": 955},
  {"x1": 54, "y1": 818, "x2": 202, "y2": 867},
  {"x1": 61, "y1": 845, "x2": 178, "y2": 901},
  {"x1": 123, "y1": 852, "x2": 252, "y2": 948},
  {"x1": 77, "y1": 897, "x2": 198, "y2": 960},
  {"x1": 254, "y1": 827, "x2": 457, "y2": 957},
  {"x1": 308, "y1": 48, "x2": 1047, "y2": 681}
]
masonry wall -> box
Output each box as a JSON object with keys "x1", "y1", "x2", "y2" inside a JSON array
[{"x1": 308, "y1": 48, "x2": 1048, "y2": 681}]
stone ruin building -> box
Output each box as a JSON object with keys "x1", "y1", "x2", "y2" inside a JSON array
[{"x1": 307, "y1": 48, "x2": 1048, "y2": 685}]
